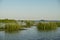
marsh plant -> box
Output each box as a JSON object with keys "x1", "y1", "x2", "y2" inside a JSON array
[
  {"x1": 24, "y1": 20, "x2": 34, "y2": 28},
  {"x1": 56, "y1": 22, "x2": 60, "y2": 27},
  {"x1": 37, "y1": 22, "x2": 57, "y2": 30},
  {"x1": 5, "y1": 23, "x2": 21, "y2": 32}
]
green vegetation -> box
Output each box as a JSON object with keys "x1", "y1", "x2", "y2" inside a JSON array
[
  {"x1": 0, "y1": 19, "x2": 60, "y2": 32},
  {"x1": 56, "y1": 22, "x2": 60, "y2": 27},
  {"x1": 5, "y1": 23, "x2": 21, "y2": 32},
  {"x1": 0, "y1": 19, "x2": 17, "y2": 23},
  {"x1": 37, "y1": 22, "x2": 57, "y2": 30},
  {"x1": 24, "y1": 20, "x2": 34, "y2": 28}
]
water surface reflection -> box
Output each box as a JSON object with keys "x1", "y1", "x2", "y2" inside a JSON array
[{"x1": 4, "y1": 26, "x2": 60, "y2": 40}]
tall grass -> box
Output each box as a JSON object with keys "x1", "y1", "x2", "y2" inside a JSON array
[
  {"x1": 56, "y1": 22, "x2": 60, "y2": 27},
  {"x1": 24, "y1": 20, "x2": 34, "y2": 28},
  {"x1": 5, "y1": 23, "x2": 21, "y2": 32},
  {"x1": 37, "y1": 22, "x2": 57, "y2": 30}
]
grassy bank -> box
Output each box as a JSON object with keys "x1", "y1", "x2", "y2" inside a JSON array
[{"x1": 0, "y1": 19, "x2": 17, "y2": 23}]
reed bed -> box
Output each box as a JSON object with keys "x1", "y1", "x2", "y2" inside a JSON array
[{"x1": 37, "y1": 22, "x2": 57, "y2": 30}]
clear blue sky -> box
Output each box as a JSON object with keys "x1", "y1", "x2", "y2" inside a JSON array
[{"x1": 0, "y1": 0, "x2": 60, "y2": 20}]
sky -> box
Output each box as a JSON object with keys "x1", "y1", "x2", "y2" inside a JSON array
[{"x1": 0, "y1": 0, "x2": 60, "y2": 20}]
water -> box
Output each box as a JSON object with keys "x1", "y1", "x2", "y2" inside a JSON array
[{"x1": 0, "y1": 26, "x2": 60, "y2": 40}]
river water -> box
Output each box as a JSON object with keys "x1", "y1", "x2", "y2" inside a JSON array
[{"x1": 0, "y1": 26, "x2": 60, "y2": 40}]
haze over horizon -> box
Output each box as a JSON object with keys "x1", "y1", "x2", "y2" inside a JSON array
[{"x1": 0, "y1": 0, "x2": 60, "y2": 20}]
